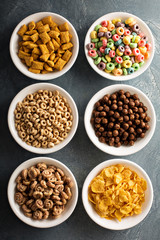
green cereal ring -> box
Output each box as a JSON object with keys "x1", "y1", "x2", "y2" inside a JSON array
[
  {"x1": 132, "y1": 35, "x2": 136, "y2": 43},
  {"x1": 107, "y1": 42, "x2": 114, "y2": 48},
  {"x1": 122, "y1": 68, "x2": 128, "y2": 75},
  {"x1": 130, "y1": 43, "x2": 137, "y2": 48},
  {"x1": 139, "y1": 61, "x2": 145, "y2": 67},
  {"x1": 92, "y1": 54, "x2": 98, "y2": 59},
  {"x1": 108, "y1": 39, "x2": 114, "y2": 44},
  {"x1": 91, "y1": 38, "x2": 99, "y2": 43},
  {"x1": 97, "y1": 41, "x2": 103, "y2": 48},
  {"x1": 112, "y1": 29, "x2": 116, "y2": 35},
  {"x1": 132, "y1": 63, "x2": 140, "y2": 71},
  {"x1": 95, "y1": 42, "x2": 98, "y2": 48},
  {"x1": 93, "y1": 48, "x2": 97, "y2": 51},
  {"x1": 94, "y1": 25, "x2": 101, "y2": 31},
  {"x1": 123, "y1": 55, "x2": 130, "y2": 61},
  {"x1": 94, "y1": 57, "x2": 101, "y2": 65},
  {"x1": 117, "y1": 63, "x2": 122, "y2": 69},
  {"x1": 106, "y1": 62, "x2": 115, "y2": 71},
  {"x1": 101, "y1": 57, "x2": 107, "y2": 63}
]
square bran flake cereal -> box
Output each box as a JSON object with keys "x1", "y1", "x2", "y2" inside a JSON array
[
  {"x1": 31, "y1": 61, "x2": 44, "y2": 70},
  {"x1": 60, "y1": 31, "x2": 70, "y2": 44},
  {"x1": 52, "y1": 39, "x2": 60, "y2": 51},
  {"x1": 59, "y1": 22, "x2": 69, "y2": 31},
  {"x1": 39, "y1": 44, "x2": 49, "y2": 55},
  {"x1": 54, "y1": 58, "x2": 66, "y2": 71},
  {"x1": 61, "y1": 42, "x2": 73, "y2": 51},
  {"x1": 18, "y1": 24, "x2": 27, "y2": 36},
  {"x1": 39, "y1": 31, "x2": 51, "y2": 44},
  {"x1": 62, "y1": 50, "x2": 72, "y2": 62}
]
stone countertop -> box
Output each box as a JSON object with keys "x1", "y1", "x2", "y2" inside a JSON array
[{"x1": 0, "y1": 0, "x2": 160, "y2": 239}]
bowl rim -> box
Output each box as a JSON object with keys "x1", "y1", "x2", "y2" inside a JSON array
[
  {"x1": 8, "y1": 82, "x2": 79, "y2": 154},
  {"x1": 7, "y1": 156, "x2": 79, "y2": 228},
  {"x1": 10, "y1": 11, "x2": 79, "y2": 80},
  {"x1": 84, "y1": 84, "x2": 156, "y2": 156},
  {"x1": 84, "y1": 11, "x2": 155, "y2": 81},
  {"x1": 82, "y1": 158, "x2": 153, "y2": 230}
]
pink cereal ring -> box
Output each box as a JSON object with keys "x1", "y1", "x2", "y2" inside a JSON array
[
  {"x1": 124, "y1": 29, "x2": 131, "y2": 36},
  {"x1": 112, "y1": 34, "x2": 120, "y2": 41},
  {"x1": 101, "y1": 20, "x2": 108, "y2": 27},
  {"x1": 124, "y1": 48, "x2": 132, "y2": 56},
  {"x1": 146, "y1": 43, "x2": 152, "y2": 51},
  {"x1": 102, "y1": 39, "x2": 107, "y2": 47},
  {"x1": 115, "y1": 56, "x2": 123, "y2": 64},
  {"x1": 109, "y1": 50, "x2": 115, "y2": 58},
  {"x1": 88, "y1": 49, "x2": 97, "y2": 57},
  {"x1": 132, "y1": 48, "x2": 140, "y2": 56},
  {"x1": 99, "y1": 46, "x2": 106, "y2": 53},
  {"x1": 138, "y1": 40, "x2": 146, "y2": 47},
  {"x1": 136, "y1": 54, "x2": 144, "y2": 62}
]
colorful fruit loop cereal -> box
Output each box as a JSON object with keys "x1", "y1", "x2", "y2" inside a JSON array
[
  {"x1": 87, "y1": 18, "x2": 152, "y2": 76},
  {"x1": 88, "y1": 164, "x2": 147, "y2": 222}
]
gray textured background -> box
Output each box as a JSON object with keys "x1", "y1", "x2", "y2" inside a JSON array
[{"x1": 0, "y1": 0, "x2": 160, "y2": 239}]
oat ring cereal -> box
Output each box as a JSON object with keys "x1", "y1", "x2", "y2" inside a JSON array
[{"x1": 14, "y1": 89, "x2": 73, "y2": 148}]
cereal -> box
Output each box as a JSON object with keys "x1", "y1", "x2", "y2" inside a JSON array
[
  {"x1": 91, "y1": 90, "x2": 150, "y2": 147},
  {"x1": 14, "y1": 89, "x2": 73, "y2": 149},
  {"x1": 87, "y1": 17, "x2": 152, "y2": 76},
  {"x1": 15, "y1": 163, "x2": 73, "y2": 220},
  {"x1": 88, "y1": 164, "x2": 147, "y2": 221},
  {"x1": 17, "y1": 16, "x2": 73, "y2": 73}
]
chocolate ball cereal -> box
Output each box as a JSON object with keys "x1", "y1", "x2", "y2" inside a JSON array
[
  {"x1": 14, "y1": 89, "x2": 73, "y2": 148},
  {"x1": 91, "y1": 90, "x2": 150, "y2": 147},
  {"x1": 15, "y1": 162, "x2": 73, "y2": 220}
]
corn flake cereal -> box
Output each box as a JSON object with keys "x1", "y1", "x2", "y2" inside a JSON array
[
  {"x1": 17, "y1": 16, "x2": 73, "y2": 74},
  {"x1": 88, "y1": 164, "x2": 147, "y2": 222}
]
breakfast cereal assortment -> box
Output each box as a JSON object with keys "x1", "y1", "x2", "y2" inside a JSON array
[
  {"x1": 15, "y1": 162, "x2": 73, "y2": 219},
  {"x1": 87, "y1": 17, "x2": 152, "y2": 76},
  {"x1": 88, "y1": 164, "x2": 147, "y2": 221},
  {"x1": 91, "y1": 90, "x2": 150, "y2": 147},
  {"x1": 17, "y1": 16, "x2": 73, "y2": 73},
  {"x1": 14, "y1": 89, "x2": 73, "y2": 148}
]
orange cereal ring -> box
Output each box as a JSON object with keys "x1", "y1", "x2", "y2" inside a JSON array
[
  {"x1": 112, "y1": 68, "x2": 123, "y2": 76},
  {"x1": 116, "y1": 27, "x2": 124, "y2": 36},
  {"x1": 99, "y1": 27, "x2": 108, "y2": 32}
]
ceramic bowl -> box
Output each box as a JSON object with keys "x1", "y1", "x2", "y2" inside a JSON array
[
  {"x1": 82, "y1": 158, "x2": 153, "y2": 230},
  {"x1": 8, "y1": 83, "x2": 78, "y2": 154},
  {"x1": 8, "y1": 156, "x2": 78, "y2": 228},
  {"x1": 84, "y1": 12, "x2": 155, "y2": 81},
  {"x1": 10, "y1": 12, "x2": 79, "y2": 80},
  {"x1": 84, "y1": 84, "x2": 156, "y2": 156}
]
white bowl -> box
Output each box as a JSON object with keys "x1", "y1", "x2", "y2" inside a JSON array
[
  {"x1": 8, "y1": 83, "x2": 79, "y2": 154},
  {"x1": 84, "y1": 84, "x2": 156, "y2": 156},
  {"x1": 84, "y1": 12, "x2": 155, "y2": 81},
  {"x1": 82, "y1": 158, "x2": 153, "y2": 230},
  {"x1": 10, "y1": 12, "x2": 79, "y2": 80},
  {"x1": 8, "y1": 156, "x2": 78, "y2": 228}
]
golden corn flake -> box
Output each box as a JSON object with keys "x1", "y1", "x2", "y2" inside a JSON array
[
  {"x1": 88, "y1": 164, "x2": 147, "y2": 222},
  {"x1": 17, "y1": 16, "x2": 73, "y2": 74}
]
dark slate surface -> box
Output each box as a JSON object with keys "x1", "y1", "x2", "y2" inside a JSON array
[{"x1": 0, "y1": 0, "x2": 160, "y2": 239}]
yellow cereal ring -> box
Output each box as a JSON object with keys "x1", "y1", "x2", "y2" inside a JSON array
[
  {"x1": 116, "y1": 48, "x2": 123, "y2": 56},
  {"x1": 105, "y1": 55, "x2": 111, "y2": 62},
  {"x1": 116, "y1": 27, "x2": 124, "y2": 35},
  {"x1": 100, "y1": 37, "x2": 107, "y2": 41},
  {"x1": 139, "y1": 47, "x2": 147, "y2": 54},
  {"x1": 105, "y1": 69, "x2": 111, "y2": 73},
  {"x1": 112, "y1": 68, "x2": 123, "y2": 76},
  {"x1": 129, "y1": 19, "x2": 136, "y2": 27},
  {"x1": 90, "y1": 31, "x2": 97, "y2": 39},
  {"x1": 135, "y1": 36, "x2": 141, "y2": 43},
  {"x1": 112, "y1": 46, "x2": 115, "y2": 51},
  {"x1": 123, "y1": 60, "x2": 132, "y2": 68},
  {"x1": 123, "y1": 36, "x2": 130, "y2": 45},
  {"x1": 99, "y1": 27, "x2": 108, "y2": 32},
  {"x1": 125, "y1": 17, "x2": 134, "y2": 25},
  {"x1": 112, "y1": 18, "x2": 121, "y2": 24}
]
